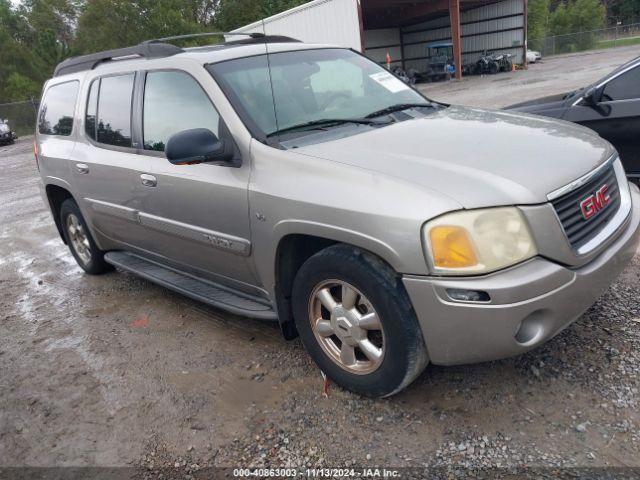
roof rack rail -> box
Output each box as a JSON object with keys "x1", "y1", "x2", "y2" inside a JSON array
[
  {"x1": 141, "y1": 32, "x2": 299, "y2": 46},
  {"x1": 52, "y1": 32, "x2": 301, "y2": 78},
  {"x1": 142, "y1": 32, "x2": 265, "y2": 44},
  {"x1": 224, "y1": 35, "x2": 301, "y2": 45},
  {"x1": 53, "y1": 42, "x2": 184, "y2": 77}
]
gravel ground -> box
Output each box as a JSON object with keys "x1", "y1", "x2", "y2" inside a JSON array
[
  {"x1": 417, "y1": 44, "x2": 640, "y2": 108},
  {"x1": 1, "y1": 47, "x2": 640, "y2": 478}
]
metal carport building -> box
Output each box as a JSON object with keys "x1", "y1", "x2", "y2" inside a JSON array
[{"x1": 232, "y1": 0, "x2": 528, "y2": 80}]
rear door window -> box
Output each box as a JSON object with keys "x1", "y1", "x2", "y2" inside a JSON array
[
  {"x1": 38, "y1": 81, "x2": 79, "y2": 136},
  {"x1": 96, "y1": 74, "x2": 135, "y2": 147},
  {"x1": 142, "y1": 71, "x2": 220, "y2": 152}
]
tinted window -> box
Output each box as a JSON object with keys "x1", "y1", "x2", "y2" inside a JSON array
[
  {"x1": 603, "y1": 65, "x2": 640, "y2": 101},
  {"x1": 96, "y1": 74, "x2": 134, "y2": 147},
  {"x1": 38, "y1": 81, "x2": 79, "y2": 136},
  {"x1": 143, "y1": 71, "x2": 220, "y2": 151},
  {"x1": 85, "y1": 79, "x2": 98, "y2": 141}
]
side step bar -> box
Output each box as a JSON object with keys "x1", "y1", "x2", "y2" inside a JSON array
[{"x1": 104, "y1": 251, "x2": 277, "y2": 320}]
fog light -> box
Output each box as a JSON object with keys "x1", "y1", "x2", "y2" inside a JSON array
[
  {"x1": 446, "y1": 289, "x2": 490, "y2": 302},
  {"x1": 515, "y1": 311, "x2": 546, "y2": 345}
]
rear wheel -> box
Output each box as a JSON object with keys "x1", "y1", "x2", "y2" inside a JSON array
[
  {"x1": 60, "y1": 199, "x2": 111, "y2": 275},
  {"x1": 292, "y1": 244, "x2": 428, "y2": 397}
]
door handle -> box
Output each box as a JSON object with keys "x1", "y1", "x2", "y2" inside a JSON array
[
  {"x1": 76, "y1": 163, "x2": 89, "y2": 174},
  {"x1": 140, "y1": 173, "x2": 157, "y2": 187}
]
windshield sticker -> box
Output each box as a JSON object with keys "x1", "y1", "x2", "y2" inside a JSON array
[{"x1": 369, "y1": 72, "x2": 410, "y2": 93}]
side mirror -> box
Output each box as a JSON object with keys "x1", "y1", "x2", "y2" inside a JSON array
[
  {"x1": 582, "y1": 85, "x2": 611, "y2": 116},
  {"x1": 582, "y1": 85, "x2": 604, "y2": 105},
  {"x1": 165, "y1": 128, "x2": 233, "y2": 165}
]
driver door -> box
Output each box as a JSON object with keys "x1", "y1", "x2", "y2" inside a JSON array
[{"x1": 564, "y1": 63, "x2": 640, "y2": 177}]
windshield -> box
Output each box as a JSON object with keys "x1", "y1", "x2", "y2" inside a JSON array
[{"x1": 209, "y1": 48, "x2": 432, "y2": 138}]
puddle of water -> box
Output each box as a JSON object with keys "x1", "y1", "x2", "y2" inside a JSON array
[
  {"x1": 42, "y1": 334, "x2": 122, "y2": 415},
  {"x1": 7, "y1": 241, "x2": 122, "y2": 415}
]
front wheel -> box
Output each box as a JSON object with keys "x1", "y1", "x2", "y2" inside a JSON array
[{"x1": 292, "y1": 245, "x2": 428, "y2": 397}]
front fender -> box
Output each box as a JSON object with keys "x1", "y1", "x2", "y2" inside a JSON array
[{"x1": 272, "y1": 219, "x2": 403, "y2": 273}]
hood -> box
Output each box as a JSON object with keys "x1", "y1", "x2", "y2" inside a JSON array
[
  {"x1": 294, "y1": 106, "x2": 615, "y2": 209},
  {"x1": 507, "y1": 91, "x2": 573, "y2": 109}
]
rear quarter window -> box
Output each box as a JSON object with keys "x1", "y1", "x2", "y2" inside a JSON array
[{"x1": 38, "y1": 81, "x2": 79, "y2": 136}]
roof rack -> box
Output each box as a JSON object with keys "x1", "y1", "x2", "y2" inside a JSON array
[
  {"x1": 142, "y1": 32, "x2": 266, "y2": 43},
  {"x1": 53, "y1": 32, "x2": 301, "y2": 77},
  {"x1": 53, "y1": 42, "x2": 184, "y2": 77},
  {"x1": 142, "y1": 32, "x2": 300, "y2": 46},
  {"x1": 224, "y1": 35, "x2": 301, "y2": 45}
]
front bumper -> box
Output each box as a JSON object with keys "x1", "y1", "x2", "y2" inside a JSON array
[{"x1": 403, "y1": 184, "x2": 640, "y2": 366}]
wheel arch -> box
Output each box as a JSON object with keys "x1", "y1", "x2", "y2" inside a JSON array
[
  {"x1": 45, "y1": 182, "x2": 76, "y2": 244},
  {"x1": 272, "y1": 222, "x2": 404, "y2": 340}
]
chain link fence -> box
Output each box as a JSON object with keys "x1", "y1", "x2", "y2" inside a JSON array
[
  {"x1": 0, "y1": 99, "x2": 39, "y2": 137},
  {"x1": 530, "y1": 22, "x2": 640, "y2": 57}
]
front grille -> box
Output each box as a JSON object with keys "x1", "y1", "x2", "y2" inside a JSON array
[{"x1": 551, "y1": 164, "x2": 621, "y2": 250}]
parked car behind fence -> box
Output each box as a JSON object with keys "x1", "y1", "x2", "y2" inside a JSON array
[{"x1": 0, "y1": 99, "x2": 39, "y2": 138}]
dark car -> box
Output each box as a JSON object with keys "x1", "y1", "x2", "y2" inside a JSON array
[
  {"x1": 507, "y1": 56, "x2": 640, "y2": 183},
  {"x1": 0, "y1": 119, "x2": 17, "y2": 145}
]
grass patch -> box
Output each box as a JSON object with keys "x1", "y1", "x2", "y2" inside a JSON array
[{"x1": 596, "y1": 36, "x2": 640, "y2": 49}]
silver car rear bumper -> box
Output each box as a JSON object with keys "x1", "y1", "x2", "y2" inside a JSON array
[{"x1": 403, "y1": 184, "x2": 640, "y2": 366}]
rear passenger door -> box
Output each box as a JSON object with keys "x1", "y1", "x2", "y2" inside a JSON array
[
  {"x1": 72, "y1": 72, "x2": 153, "y2": 249},
  {"x1": 138, "y1": 69, "x2": 257, "y2": 292}
]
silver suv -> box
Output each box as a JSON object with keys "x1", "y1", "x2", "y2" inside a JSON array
[{"x1": 37, "y1": 35, "x2": 640, "y2": 397}]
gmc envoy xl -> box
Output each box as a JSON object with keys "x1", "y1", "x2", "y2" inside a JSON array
[{"x1": 36, "y1": 35, "x2": 640, "y2": 396}]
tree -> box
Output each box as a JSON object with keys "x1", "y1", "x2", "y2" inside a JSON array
[
  {"x1": 608, "y1": 0, "x2": 640, "y2": 24},
  {"x1": 73, "y1": 0, "x2": 206, "y2": 53},
  {"x1": 549, "y1": 0, "x2": 605, "y2": 52},
  {"x1": 0, "y1": 0, "x2": 314, "y2": 101},
  {"x1": 528, "y1": 0, "x2": 551, "y2": 50},
  {"x1": 0, "y1": 0, "x2": 49, "y2": 102},
  {"x1": 213, "y1": 0, "x2": 309, "y2": 31},
  {"x1": 20, "y1": 0, "x2": 79, "y2": 69},
  {"x1": 213, "y1": 0, "x2": 263, "y2": 31},
  {"x1": 4, "y1": 72, "x2": 41, "y2": 101}
]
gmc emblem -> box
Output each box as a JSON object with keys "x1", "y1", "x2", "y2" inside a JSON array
[{"x1": 580, "y1": 184, "x2": 610, "y2": 220}]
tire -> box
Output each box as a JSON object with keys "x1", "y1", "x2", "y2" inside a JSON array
[
  {"x1": 60, "y1": 199, "x2": 111, "y2": 275},
  {"x1": 292, "y1": 244, "x2": 429, "y2": 397},
  {"x1": 489, "y1": 61, "x2": 499, "y2": 74}
]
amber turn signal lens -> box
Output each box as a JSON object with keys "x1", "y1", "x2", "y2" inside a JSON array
[{"x1": 429, "y1": 226, "x2": 478, "y2": 268}]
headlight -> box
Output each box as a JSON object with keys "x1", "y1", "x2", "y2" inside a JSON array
[{"x1": 424, "y1": 207, "x2": 537, "y2": 275}]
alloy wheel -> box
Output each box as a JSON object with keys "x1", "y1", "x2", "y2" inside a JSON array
[
  {"x1": 308, "y1": 279, "x2": 385, "y2": 375},
  {"x1": 66, "y1": 213, "x2": 92, "y2": 265}
]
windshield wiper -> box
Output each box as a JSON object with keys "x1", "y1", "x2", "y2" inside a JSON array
[
  {"x1": 365, "y1": 103, "x2": 434, "y2": 119},
  {"x1": 266, "y1": 118, "x2": 390, "y2": 137}
]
